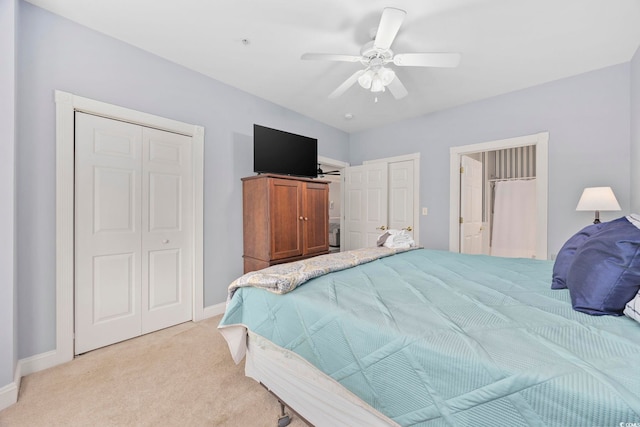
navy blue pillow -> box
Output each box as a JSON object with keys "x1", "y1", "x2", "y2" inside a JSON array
[
  {"x1": 551, "y1": 223, "x2": 604, "y2": 289},
  {"x1": 566, "y1": 217, "x2": 640, "y2": 316}
]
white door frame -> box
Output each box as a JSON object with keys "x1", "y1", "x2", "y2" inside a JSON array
[
  {"x1": 318, "y1": 155, "x2": 349, "y2": 249},
  {"x1": 54, "y1": 90, "x2": 204, "y2": 366},
  {"x1": 364, "y1": 152, "x2": 421, "y2": 246},
  {"x1": 449, "y1": 132, "x2": 548, "y2": 259}
]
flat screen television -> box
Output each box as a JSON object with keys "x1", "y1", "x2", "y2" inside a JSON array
[{"x1": 253, "y1": 124, "x2": 318, "y2": 178}]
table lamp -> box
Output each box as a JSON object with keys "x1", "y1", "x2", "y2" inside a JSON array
[{"x1": 575, "y1": 186, "x2": 621, "y2": 224}]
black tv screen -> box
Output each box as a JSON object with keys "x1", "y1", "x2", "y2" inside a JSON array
[{"x1": 253, "y1": 124, "x2": 318, "y2": 178}]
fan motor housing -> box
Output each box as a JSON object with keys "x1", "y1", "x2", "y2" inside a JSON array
[{"x1": 360, "y1": 41, "x2": 393, "y2": 66}]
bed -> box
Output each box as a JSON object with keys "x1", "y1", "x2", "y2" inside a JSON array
[{"x1": 218, "y1": 247, "x2": 640, "y2": 426}]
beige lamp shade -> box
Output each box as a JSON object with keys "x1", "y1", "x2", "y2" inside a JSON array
[
  {"x1": 576, "y1": 186, "x2": 621, "y2": 224},
  {"x1": 575, "y1": 187, "x2": 621, "y2": 211}
]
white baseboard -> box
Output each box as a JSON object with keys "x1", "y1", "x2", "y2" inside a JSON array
[
  {"x1": 0, "y1": 361, "x2": 21, "y2": 412},
  {"x1": 0, "y1": 305, "x2": 225, "y2": 411},
  {"x1": 0, "y1": 382, "x2": 18, "y2": 412},
  {"x1": 202, "y1": 302, "x2": 226, "y2": 319},
  {"x1": 19, "y1": 349, "x2": 60, "y2": 377}
]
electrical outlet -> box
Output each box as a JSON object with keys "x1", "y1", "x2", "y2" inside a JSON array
[{"x1": 422, "y1": 207, "x2": 428, "y2": 216}]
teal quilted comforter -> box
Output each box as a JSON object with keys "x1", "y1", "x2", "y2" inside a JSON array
[{"x1": 219, "y1": 249, "x2": 640, "y2": 426}]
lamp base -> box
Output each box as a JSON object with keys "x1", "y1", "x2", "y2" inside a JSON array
[{"x1": 593, "y1": 210, "x2": 601, "y2": 224}]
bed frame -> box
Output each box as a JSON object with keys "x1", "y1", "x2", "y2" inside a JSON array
[{"x1": 243, "y1": 330, "x2": 398, "y2": 427}]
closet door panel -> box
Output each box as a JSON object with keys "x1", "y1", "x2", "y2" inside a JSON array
[
  {"x1": 141, "y1": 127, "x2": 193, "y2": 333},
  {"x1": 343, "y1": 163, "x2": 388, "y2": 250},
  {"x1": 75, "y1": 112, "x2": 143, "y2": 354},
  {"x1": 388, "y1": 160, "x2": 415, "y2": 236}
]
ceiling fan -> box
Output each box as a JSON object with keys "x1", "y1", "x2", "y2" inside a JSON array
[
  {"x1": 301, "y1": 7, "x2": 461, "y2": 100},
  {"x1": 317, "y1": 164, "x2": 340, "y2": 176}
]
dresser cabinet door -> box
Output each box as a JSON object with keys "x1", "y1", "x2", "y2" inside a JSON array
[
  {"x1": 303, "y1": 182, "x2": 329, "y2": 255},
  {"x1": 269, "y1": 178, "x2": 303, "y2": 260}
]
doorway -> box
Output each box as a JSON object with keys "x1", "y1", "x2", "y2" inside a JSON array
[
  {"x1": 318, "y1": 156, "x2": 349, "y2": 251},
  {"x1": 449, "y1": 132, "x2": 548, "y2": 259},
  {"x1": 459, "y1": 146, "x2": 538, "y2": 257}
]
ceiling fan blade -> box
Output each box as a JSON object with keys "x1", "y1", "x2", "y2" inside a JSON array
[
  {"x1": 386, "y1": 75, "x2": 408, "y2": 100},
  {"x1": 373, "y1": 7, "x2": 406, "y2": 51},
  {"x1": 393, "y1": 52, "x2": 461, "y2": 68},
  {"x1": 301, "y1": 53, "x2": 362, "y2": 62},
  {"x1": 329, "y1": 69, "x2": 365, "y2": 98}
]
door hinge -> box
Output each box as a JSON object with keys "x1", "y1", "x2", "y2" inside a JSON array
[
  {"x1": 460, "y1": 166, "x2": 464, "y2": 174},
  {"x1": 459, "y1": 217, "x2": 464, "y2": 224}
]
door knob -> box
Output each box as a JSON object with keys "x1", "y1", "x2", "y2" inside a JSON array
[
  {"x1": 299, "y1": 216, "x2": 304, "y2": 220},
  {"x1": 376, "y1": 225, "x2": 387, "y2": 231},
  {"x1": 304, "y1": 217, "x2": 308, "y2": 221},
  {"x1": 403, "y1": 226, "x2": 413, "y2": 232},
  {"x1": 162, "y1": 239, "x2": 170, "y2": 244}
]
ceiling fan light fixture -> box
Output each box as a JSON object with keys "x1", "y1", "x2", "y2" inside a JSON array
[
  {"x1": 378, "y1": 67, "x2": 396, "y2": 86},
  {"x1": 370, "y1": 74, "x2": 385, "y2": 92},
  {"x1": 301, "y1": 7, "x2": 461, "y2": 100},
  {"x1": 358, "y1": 70, "x2": 374, "y2": 89}
]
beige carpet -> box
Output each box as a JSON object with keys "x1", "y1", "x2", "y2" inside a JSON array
[{"x1": 0, "y1": 316, "x2": 308, "y2": 427}]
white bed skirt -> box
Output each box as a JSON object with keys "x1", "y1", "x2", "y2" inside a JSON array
[{"x1": 239, "y1": 327, "x2": 398, "y2": 427}]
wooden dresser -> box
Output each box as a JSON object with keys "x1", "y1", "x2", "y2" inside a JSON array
[{"x1": 242, "y1": 174, "x2": 330, "y2": 273}]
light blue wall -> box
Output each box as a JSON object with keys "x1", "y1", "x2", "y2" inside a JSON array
[
  {"x1": 8, "y1": 0, "x2": 639, "y2": 381},
  {"x1": 0, "y1": 0, "x2": 18, "y2": 388},
  {"x1": 350, "y1": 64, "x2": 631, "y2": 257},
  {"x1": 631, "y1": 46, "x2": 640, "y2": 213},
  {"x1": 16, "y1": 1, "x2": 349, "y2": 359}
]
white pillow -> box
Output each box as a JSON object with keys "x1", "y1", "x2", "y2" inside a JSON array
[{"x1": 624, "y1": 290, "x2": 640, "y2": 323}]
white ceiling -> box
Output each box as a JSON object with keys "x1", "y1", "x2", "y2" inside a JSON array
[{"x1": 25, "y1": 0, "x2": 640, "y2": 133}]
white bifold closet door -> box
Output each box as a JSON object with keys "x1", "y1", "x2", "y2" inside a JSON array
[
  {"x1": 343, "y1": 163, "x2": 388, "y2": 250},
  {"x1": 344, "y1": 159, "x2": 416, "y2": 251},
  {"x1": 75, "y1": 112, "x2": 193, "y2": 354}
]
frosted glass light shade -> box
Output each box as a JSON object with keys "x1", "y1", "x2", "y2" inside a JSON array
[
  {"x1": 358, "y1": 67, "x2": 395, "y2": 93},
  {"x1": 370, "y1": 75, "x2": 384, "y2": 92},
  {"x1": 576, "y1": 187, "x2": 621, "y2": 211},
  {"x1": 378, "y1": 67, "x2": 396, "y2": 85},
  {"x1": 357, "y1": 70, "x2": 374, "y2": 89}
]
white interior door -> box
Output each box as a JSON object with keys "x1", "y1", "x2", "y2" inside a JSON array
[
  {"x1": 344, "y1": 163, "x2": 388, "y2": 250},
  {"x1": 460, "y1": 155, "x2": 484, "y2": 254},
  {"x1": 388, "y1": 160, "x2": 415, "y2": 237},
  {"x1": 75, "y1": 113, "x2": 193, "y2": 354},
  {"x1": 75, "y1": 113, "x2": 143, "y2": 354},
  {"x1": 141, "y1": 127, "x2": 193, "y2": 333}
]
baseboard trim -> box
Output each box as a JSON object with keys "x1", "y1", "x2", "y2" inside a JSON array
[
  {"x1": 0, "y1": 346, "x2": 72, "y2": 411},
  {"x1": 19, "y1": 349, "x2": 60, "y2": 377},
  {"x1": 202, "y1": 302, "x2": 226, "y2": 319},
  {"x1": 0, "y1": 362, "x2": 21, "y2": 411},
  {"x1": 0, "y1": 304, "x2": 226, "y2": 411},
  {"x1": 0, "y1": 382, "x2": 18, "y2": 412}
]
